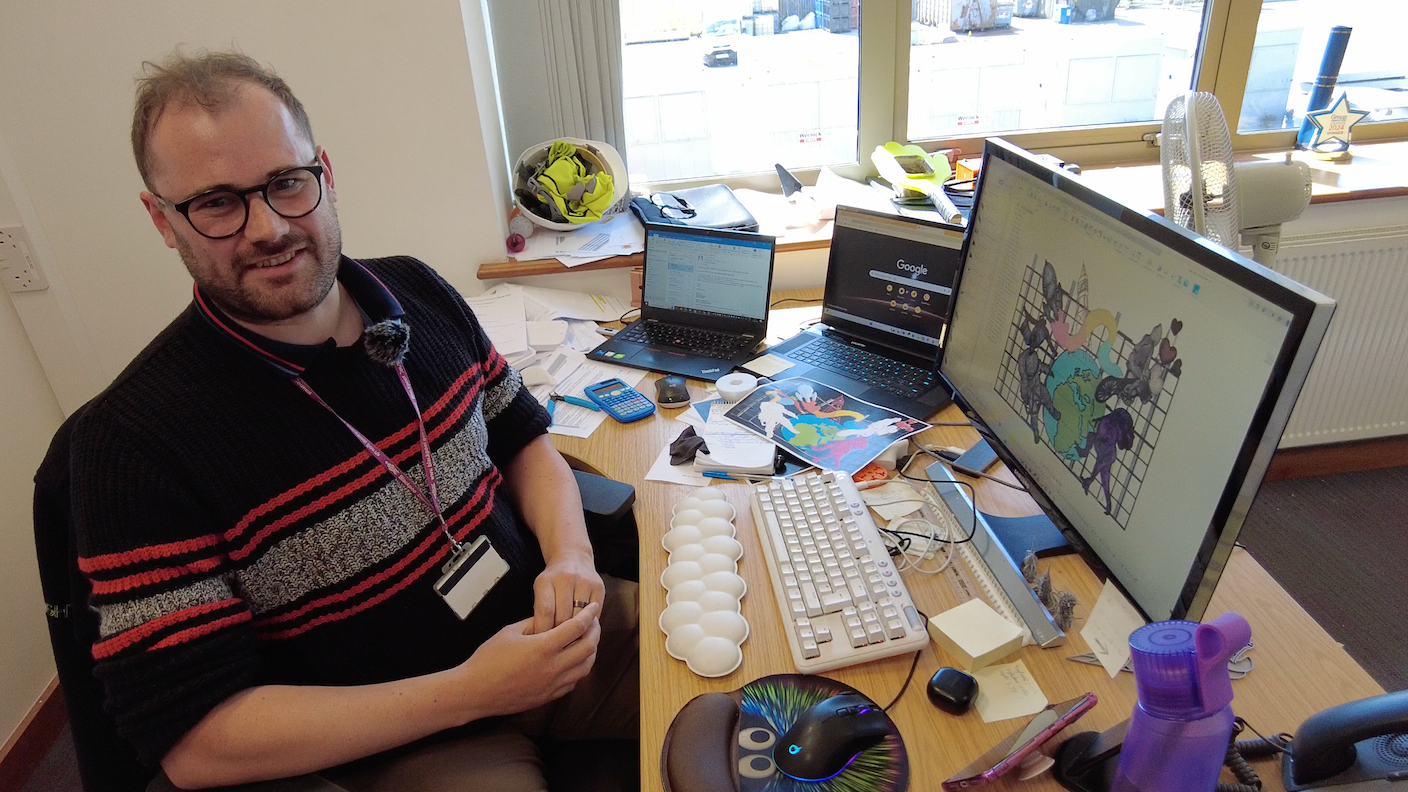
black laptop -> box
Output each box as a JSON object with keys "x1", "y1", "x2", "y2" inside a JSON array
[
  {"x1": 750, "y1": 205, "x2": 963, "y2": 419},
  {"x1": 588, "y1": 224, "x2": 776, "y2": 381}
]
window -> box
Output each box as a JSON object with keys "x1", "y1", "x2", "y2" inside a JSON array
[
  {"x1": 907, "y1": 0, "x2": 1208, "y2": 141},
  {"x1": 620, "y1": 0, "x2": 863, "y2": 184},
  {"x1": 595, "y1": 0, "x2": 1408, "y2": 187},
  {"x1": 1236, "y1": 0, "x2": 1405, "y2": 134}
]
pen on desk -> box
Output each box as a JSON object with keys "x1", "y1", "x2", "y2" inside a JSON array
[
  {"x1": 550, "y1": 392, "x2": 600, "y2": 411},
  {"x1": 701, "y1": 470, "x2": 785, "y2": 482}
]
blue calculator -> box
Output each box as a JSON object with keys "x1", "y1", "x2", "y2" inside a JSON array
[{"x1": 584, "y1": 378, "x2": 656, "y2": 423}]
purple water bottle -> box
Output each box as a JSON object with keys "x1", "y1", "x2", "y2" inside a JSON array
[{"x1": 1111, "y1": 613, "x2": 1251, "y2": 792}]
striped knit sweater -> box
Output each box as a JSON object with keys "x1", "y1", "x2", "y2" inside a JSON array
[{"x1": 67, "y1": 256, "x2": 551, "y2": 764}]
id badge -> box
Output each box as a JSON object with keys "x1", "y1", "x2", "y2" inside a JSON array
[{"x1": 434, "y1": 535, "x2": 509, "y2": 620}]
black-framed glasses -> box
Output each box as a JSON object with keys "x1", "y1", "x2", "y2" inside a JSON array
[
  {"x1": 159, "y1": 164, "x2": 325, "y2": 239},
  {"x1": 650, "y1": 192, "x2": 696, "y2": 220}
]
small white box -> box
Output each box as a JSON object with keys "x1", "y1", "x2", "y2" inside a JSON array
[
  {"x1": 928, "y1": 598, "x2": 1024, "y2": 671},
  {"x1": 527, "y1": 320, "x2": 568, "y2": 351}
]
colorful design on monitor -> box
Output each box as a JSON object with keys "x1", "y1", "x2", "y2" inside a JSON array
[{"x1": 994, "y1": 258, "x2": 1185, "y2": 528}]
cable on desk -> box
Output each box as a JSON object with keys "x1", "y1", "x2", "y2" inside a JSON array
[
  {"x1": 915, "y1": 443, "x2": 1027, "y2": 491},
  {"x1": 616, "y1": 307, "x2": 640, "y2": 325},
  {"x1": 881, "y1": 608, "x2": 929, "y2": 712},
  {"x1": 889, "y1": 452, "x2": 978, "y2": 547},
  {"x1": 769, "y1": 297, "x2": 822, "y2": 308},
  {"x1": 1214, "y1": 717, "x2": 1293, "y2": 792}
]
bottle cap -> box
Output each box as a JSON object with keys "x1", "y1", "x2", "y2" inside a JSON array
[{"x1": 1128, "y1": 613, "x2": 1250, "y2": 720}]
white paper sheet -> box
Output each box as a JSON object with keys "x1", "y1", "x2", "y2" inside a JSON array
[
  {"x1": 564, "y1": 320, "x2": 608, "y2": 351},
  {"x1": 529, "y1": 349, "x2": 648, "y2": 439},
  {"x1": 972, "y1": 660, "x2": 1049, "y2": 723},
  {"x1": 1080, "y1": 579, "x2": 1148, "y2": 678},
  {"x1": 862, "y1": 482, "x2": 925, "y2": 522},
  {"x1": 463, "y1": 284, "x2": 528, "y2": 358},
  {"x1": 522, "y1": 286, "x2": 630, "y2": 323},
  {"x1": 698, "y1": 403, "x2": 776, "y2": 470},
  {"x1": 510, "y1": 214, "x2": 644, "y2": 264},
  {"x1": 646, "y1": 444, "x2": 711, "y2": 486}
]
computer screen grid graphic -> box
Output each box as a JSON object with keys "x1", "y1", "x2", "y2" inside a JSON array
[{"x1": 992, "y1": 257, "x2": 1183, "y2": 529}]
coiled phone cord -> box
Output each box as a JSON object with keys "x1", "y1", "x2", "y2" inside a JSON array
[{"x1": 1215, "y1": 718, "x2": 1294, "y2": 792}]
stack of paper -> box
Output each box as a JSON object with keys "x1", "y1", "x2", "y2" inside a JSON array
[
  {"x1": 691, "y1": 400, "x2": 776, "y2": 475},
  {"x1": 525, "y1": 349, "x2": 648, "y2": 440},
  {"x1": 522, "y1": 285, "x2": 630, "y2": 324},
  {"x1": 464, "y1": 284, "x2": 529, "y2": 360},
  {"x1": 509, "y1": 214, "x2": 644, "y2": 267}
]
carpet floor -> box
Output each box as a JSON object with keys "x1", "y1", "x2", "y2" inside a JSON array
[
  {"x1": 16, "y1": 466, "x2": 1406, "y2": 792},
  {"x1": 1236, "y1": 465, "x2": 1408, "y2": 693}
]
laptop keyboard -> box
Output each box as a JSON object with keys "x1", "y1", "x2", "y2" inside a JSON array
[
  {"x1": 790, "y1": 336, "x2": 937, "y2": 396},
  {"x1": 617, "y1": 321, "x2": 753, "y2": 358}
]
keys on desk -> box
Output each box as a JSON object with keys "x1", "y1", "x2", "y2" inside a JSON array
[{"x1": 750, "y1": 470, "x2": 929, "y2": 673}]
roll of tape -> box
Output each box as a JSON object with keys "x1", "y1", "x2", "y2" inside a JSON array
[{"x1": 716, "y1": 373, "x2": 757, "y2": 403}]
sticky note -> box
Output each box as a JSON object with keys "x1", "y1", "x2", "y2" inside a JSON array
[
  {"x1": 928, "y1": 598, "x2": 1025, "y2": 671},
  {"x1": 743, "y1": 354, "x2": 796, "y2": 378},
  {"x1": 1080, "y1": 579, "x2": 1147, "y2": 678},
  {"x1": 972, "y1": 660, "x2": 1049, "y2": 723}
]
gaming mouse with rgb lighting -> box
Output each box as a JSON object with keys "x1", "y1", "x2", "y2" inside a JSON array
[{"x1": 773, "y1": 693, "x2": 890, "y2": 781}]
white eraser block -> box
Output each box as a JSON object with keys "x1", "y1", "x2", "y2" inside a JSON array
[
  {"x1": 527, "y1": 320, "x2": 568, "y2": 352},
  {"x1": 928, "y1": 598, "x2": 1024, "y2": 671}
]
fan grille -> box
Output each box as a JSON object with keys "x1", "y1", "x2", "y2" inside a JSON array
[{"x1": 1161, "y1": 92, "x2": 1240, "y2": 249}]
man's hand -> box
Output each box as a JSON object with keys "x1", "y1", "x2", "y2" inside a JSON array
[
  {"x1": 532, "y1": 552, "x2": 605, "y2": 634},
  {"x1": 459, "y1": 601, "x2": 602, "y2": 717}
]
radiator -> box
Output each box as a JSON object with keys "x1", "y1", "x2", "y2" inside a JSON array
[{"x1": 1268, "y1": 226, "x2": 1408, "y2": 447}]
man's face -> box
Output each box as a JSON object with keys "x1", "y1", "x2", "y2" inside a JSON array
[{"x1": 140, "y1": 84, "x2": 342, "y2": 326}]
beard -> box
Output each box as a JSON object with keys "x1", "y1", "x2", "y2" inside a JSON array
[{"x1": 176, "y1": 208, "x2": 344, "y2": 325}]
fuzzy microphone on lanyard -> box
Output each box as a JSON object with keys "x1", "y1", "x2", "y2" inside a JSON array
[{"x1": 363, "y1": 318, "x2": 411, "y2": 367}]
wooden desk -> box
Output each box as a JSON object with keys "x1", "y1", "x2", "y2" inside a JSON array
[{"x1": 549, "y1": 289, "x2": 1384, "y2": 791}]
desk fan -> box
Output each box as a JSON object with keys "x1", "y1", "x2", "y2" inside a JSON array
[{"x1": 1161, "y1": 92, "x2": 1312, "y2": 265}]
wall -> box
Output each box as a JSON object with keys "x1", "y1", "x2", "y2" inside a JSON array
[
  {"x1": 0, "y1": 170, "x2": 65, "y2": 752},
  {"x1": 0, "y1": 0, "x2": 508, "y2": 748},
  {"x1": 0, "y1": 0, "x2": 508, "y2": 412}
]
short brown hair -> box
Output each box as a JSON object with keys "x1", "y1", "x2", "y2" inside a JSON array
[{"x1": 131, "y1": 50, "x2": 315, "y2": 191}]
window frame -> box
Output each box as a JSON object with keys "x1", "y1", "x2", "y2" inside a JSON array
[{"x1": 635, "y1": 0, "x2": 1408, "y2": 191}]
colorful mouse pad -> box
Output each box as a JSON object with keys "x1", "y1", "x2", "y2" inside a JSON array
[{"x1": 661, "y1": 674, "x2": 910, "y2": 792}]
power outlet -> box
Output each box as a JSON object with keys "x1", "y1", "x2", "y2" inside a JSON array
[{"x1": 0, "y1": 226, "x2": 48, "y2": 292}]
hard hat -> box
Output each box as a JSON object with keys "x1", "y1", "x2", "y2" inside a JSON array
[{"x1": 513, "y1": 137, "x2": 630, "y2": 231}]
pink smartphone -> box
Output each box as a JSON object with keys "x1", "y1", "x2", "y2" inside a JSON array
[{"x1": 942, "y1": 693, "x2": 1098, "y2": 790}]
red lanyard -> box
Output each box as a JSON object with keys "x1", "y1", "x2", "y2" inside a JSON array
[{"x1": 292, "y1": 363, "x2": 464, "y2": 555}]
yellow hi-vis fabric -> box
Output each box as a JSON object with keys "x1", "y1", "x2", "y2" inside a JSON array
[{"x1": 535, "y1": 141, "x2": 615, "y2": 224}]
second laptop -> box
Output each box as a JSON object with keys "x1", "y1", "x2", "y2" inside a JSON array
[
  {"x1": 751, "y1": 205, "x2": 964, "y2": 419},
  {"x1": 587, "y1": 224, "x2": 776, "y2": 382}
]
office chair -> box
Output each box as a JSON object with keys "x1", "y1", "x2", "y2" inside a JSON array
[{"x1": 34, "y1": 408, "x2": 639, "y2": 792}]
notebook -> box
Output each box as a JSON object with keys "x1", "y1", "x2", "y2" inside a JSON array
[
  {"x1": 751, "y1": 205, "x2": 963, "y2": 419},
  {"x1": 588, "y1": 224, "x2": 776, "y2": 381}
]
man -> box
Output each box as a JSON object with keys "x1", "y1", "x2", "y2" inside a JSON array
[{"x1": 62, "y1": 51, "x2": 638, "y2": 790}]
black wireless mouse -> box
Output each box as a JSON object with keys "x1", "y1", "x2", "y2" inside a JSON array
[
  {"x1": 653, "y1": 375, "x2": 691, "y2": 406},
  {"x1": 773, "y1": 693, "x2": 890, "y2": 781}
]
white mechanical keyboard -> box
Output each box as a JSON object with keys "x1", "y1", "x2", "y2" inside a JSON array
[{"x1": 749, "y1": 470, "x2": 930, "y2": 673}]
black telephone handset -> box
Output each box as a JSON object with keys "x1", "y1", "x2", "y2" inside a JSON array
[{"x1": 1283, "y1": 690, "x2": 1408, "y2": 790}]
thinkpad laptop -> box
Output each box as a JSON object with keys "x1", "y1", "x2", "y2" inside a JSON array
[
  {"x1": 751, "y1": 205, "x2": 963, "y2": 419},
  {"x1": 588, "y1": 224, "x2": 776, "y2": 381}
]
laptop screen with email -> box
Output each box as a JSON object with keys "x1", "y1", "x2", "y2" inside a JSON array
[{"x1": 643, "y1": 227, "x2": 773, "y2": 323}]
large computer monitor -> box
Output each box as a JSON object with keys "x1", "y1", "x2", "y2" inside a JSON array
[{"x1": 940, "y1": 139, "x2": 1335, "y2": 622}]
